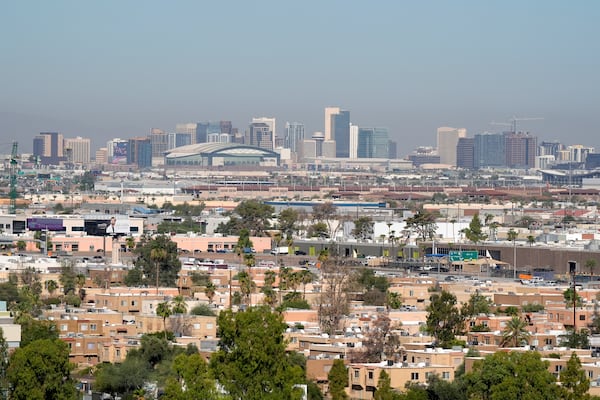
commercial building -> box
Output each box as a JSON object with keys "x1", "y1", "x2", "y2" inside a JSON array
[{"x1": 437, "y1": 127, "x2": 466, "y2": 166}]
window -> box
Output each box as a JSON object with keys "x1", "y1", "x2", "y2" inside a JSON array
[
  {"x1": 193, "y1": 323, "x2": 201, "y2": 329},
  {"x1": 589, "y1": 371, "x2": 594, "y2": 379},
  {"x1": 206, "y1": 323, "x2": 213, "y2": 329},
  {"x1": 80, "y1": 324, "x2": 88, "y2": 331},
  {"x1": 87, "y1": 343, "x2": 96, "y2": 350},
  {"x1": 60, "y1": 324, "x2": 68, "y2": 331},
  {"x1": 555, "y1": 365, "x2": 563, "y2": 372},
  {"x1": 90, "y1": 324, "x2": 97, "y2": 331},
  {"x1": 368, "y1": 371, "x2": 373, "y2": 380},
  {"x1": 72, "y1": 244, "x2": 79, "y2": 251},
  {"x1": 121, "y1": 300, "x2": 126, "y2": 306},
  {"x1": 411, "y1": 372, "x2": 419, "y2": 380},
  {"x1": 116, "y1": 349, "x2": 121, "y2": 358},
  {"x1": 354, "y1": 370, "x2": 360, "y2": 378},
  {"x1": 580, "y1": 315, "x2": 586, "y2": 321},
  {"x1": 131, "y1": 300, "x2": 137, "y2": 306},
  {"x1": 442, "y1": 371, "x2": 450, "y2": 379}
]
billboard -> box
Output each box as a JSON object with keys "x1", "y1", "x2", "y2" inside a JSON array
[
  {"x1": 84, "y1": 217, "x2": 130, "y2": 236},
  {"x1": 111, "y1": 141, "x2": 128, "y2": 164},
  {"x1": 27, "y1": 218, "x2": 65, "y2": 231}
]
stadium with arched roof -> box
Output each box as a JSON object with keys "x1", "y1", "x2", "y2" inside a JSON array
[{"x1": 164, "y1": 143, "x2": 280, "y2": 167}]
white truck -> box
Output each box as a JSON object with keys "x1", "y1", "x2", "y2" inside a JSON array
[{"x1": 270, "y1": 246, "x2": 289, "y2": 255}]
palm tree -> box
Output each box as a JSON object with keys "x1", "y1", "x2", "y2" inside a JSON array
[
  {"x1": 264, "y1": 269, "x2": 277, "y2": 289},
  {"x1": 586, "y1": 259, "x2": 598, "y2": 278},
  {"x1": 75, "y1": 273, "x2": 86, "y2": 301},
  {"x1": 501, "y1": 315, "x2": 530, "y2": 347},
  {"x1": 45, "y1": 280, "x2": 58, "y2": 296},
  {"x1": 238, "y1": 271, "x2": 256, "y2": 306},
  {"x1": 156, "y1": 301, "x2": 172, "y2": 340},
  {"x1": 527, "y1": 235, "x2": 536, "y2": 247},
  {"x1": 299, "y1": 269, "x2": 316, "y2": 300},
  {"x1": 204, "y1": 282, "x2": 216, "y2": 304},
  {"x1": 125, "y1": 236, "x2": 135, "y2": 252},
  {"x1": 150, "y1": 247, "x2": 167, "y2": 295},
  {"x1": 171, "y1": 295, "x2": 187, "y2": 314}
]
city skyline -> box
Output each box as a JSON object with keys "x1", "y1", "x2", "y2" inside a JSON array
[{"x1": 2, "y1": 2, "x2": 599, "y2": 153}]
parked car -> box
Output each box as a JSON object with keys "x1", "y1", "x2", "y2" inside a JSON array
[{"x1": 295, "y1": 250, "x2": 307, "y2": 256}]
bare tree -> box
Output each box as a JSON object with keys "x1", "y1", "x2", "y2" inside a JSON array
[{"x1": 317, "y1": 248, "x2": 351, "y2": 335}]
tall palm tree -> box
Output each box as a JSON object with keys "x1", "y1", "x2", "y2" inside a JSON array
[
  {"x1": 150, "y1": 247, "x2": 167, "y2": 295},
  {"x1": 238, "y1": 271, "x2": 256, "y2": 306},
  {"x1": 299, "y1": 269, "x2": 316, "y2": 300},
  {"x1": 156, "y1": 301, "x2": 172, "y2": 340},
  {"x1": 501, "y1": 315, "x2": 530, "y2": 347},
  {"x1": 171, "y1": 295, "x2": 187, "y2": 314}
]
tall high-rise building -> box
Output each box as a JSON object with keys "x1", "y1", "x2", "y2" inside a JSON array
[
  {"x1": 176, "y1": 123, "x2": 198, "y2": 144},
  {"x1": 504, "y1": 132, "x2": 537, "y2": 168},
  {"x1": 248, "y1": 122, "x2": 273, "y2": 150},
  {"x1": 63, "y1": 136, "x2": 91, "y2": 164},
  {"x1": 127, "y1": 137, "x2": 152, "y2": 168},
  {"x1": 150, "y1": 128, "x2": 169, "y2": 158},
  {"x1": 32, "y1": 132, "x2": 65, "y2": 165},
  {"x1": 324, "y1": 107, "x2": 350, "y2": 158},
  {"x1": 349, "y1": 124, "x2": 359, "y2": 159},
  {"x1": 538, "y1": 141, "x2": 563, "y2": 158},
  {"x1": 474, "y1": 133, "x2": 505, "y2": 169},
  {"x1": 357, "y1": 127, "x2": 389, "y2": 158},
  {"x1": 568, "y1": 144, "x2": 595, "y2": 163},
  {"x1": 284, "y1": 122, "x2": 305, "y2": 153},
  {"x1": 456, "y1": 137, "x2": 475, "y2": 169},
  {"x1": 437, "y1": 127, "x2": 467, "y2": 166},
  {"x1": 388, "y1": 140, "x2": 398, "y2": 159},
  {"x1": 168, "y1": 132, "x2": 193, "y2": 149},
  {"x1": 252, "y1": 117, "x2": 276, "y2": 149}
]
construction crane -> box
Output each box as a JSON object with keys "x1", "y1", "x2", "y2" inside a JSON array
[
  {"x1": 509, "y1": 116, "x2": 544, "y2": 133},
  {"x1": 9, "y1": 141, "x2": 18, "y2": 214}
]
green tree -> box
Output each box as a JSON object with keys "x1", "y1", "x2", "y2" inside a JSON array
[
  {"x1": 560, "y1": 352, "x2": 591, "y2": 400},
  {"x1": 163, "y1": 353, "x2": 220, "y2": 400},
  {"x1": 217, "y1": 200, "x2": 274, "y2": 236},
  {"x1": 190, "y1": 304, "x2": 216, "y2": 316},
  {"x1": 131, "y1": 234, "x2": 181, "y2": 289},
  {"x1": 204, "y1": 282, "x2": 216, "y2": 305},
  {"x1": 156, "y1": 301, "x2": 172, "y2": 339},
  {"x1": 307, "y1": 222, "x2": 329, "y2": 239},
  {"x1": 461, "y1": 291, "x2": 492, "y2": 320},
  {"x1": 386, "y1": 291, "x2": 402, "y2": 310},
  {"x1": 94, "y1": 356, "x2": 149, "y2": 396},
  {"x1": 45, "y1": 279, "x2": 58, "y2": 296},
  {"x1": 18, "y1": 317, "x2": 58, "y2": 347},
  {"x1": 564, "y1": 287, "x2": 584, "y2": 308},
  {"x1": 461, "y1": 213, "x2": 487, "y2": 244},
  {"x1": 328, "y1": 359, "x2": 349, "y2": 400},
  {"x1": 237, "y1": 271, "x2": 256, "y2": 306},
  {"x1": 352, "y1": 216, "x2": 374, "y2": 241},
  {"x1": 404, "y1": 211, "x2": 438, "y2": 241},
  {"x1": 312, "y1": 202, "x2": 338, "y2": 238},
  {"x1": 500, "y1": 315, "x2": 530, "y2": 347},
  {"x1": 210, "y1": 306, "x2": 305, "y2": 399},
  {"x1": 59, "y1": 262, "x2": 77, "y2": 295},
  {"x1": 374, "y1": 370, "x2": 396, "y2": 400},
  {"x1": 586, "y1": 258, "x2": 598, "y2": 278},
  {"x1": 463, "y1": 351, "x2": 561, "y2": 399},
  {"x1": 77, "y1": 170, "x2": 96, "y2": 191},
  {"x1": 426, "y1": 290, "x2": 464, "y2": 348},
  {"x1": 0, "y1": 328, "x2": 8, "y2": 397},
  {"x1": 15, "y1": 240, "x2": 26, "y2": 251},
  {"x1": 7, "y1": 339, "x2": 78, "y2": 400},
  {"x1": 560, "y1": 328, "x2": 590, "y2": 349},
  {"x1": 278, "y1": 207, "x2": 299, "y2": 237},
  {"x1": 171, "y1": 295, "x2": 187, "y2": 314}
]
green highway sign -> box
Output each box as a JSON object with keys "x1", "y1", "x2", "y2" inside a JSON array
[{"x1": 449, "y1": 250, "x2": 479, "y2": 262}]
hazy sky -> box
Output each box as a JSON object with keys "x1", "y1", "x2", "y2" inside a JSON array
[{"x1": 1, "y1": 1, "x2": 599, "y2": 154}]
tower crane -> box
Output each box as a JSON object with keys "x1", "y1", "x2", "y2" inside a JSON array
[
  {"x1": 9, "y1": 141, "x2": 18, "y2": 214},
  {"x1": 509, "y1": 116, "x2": 544, "y2": 134}
]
